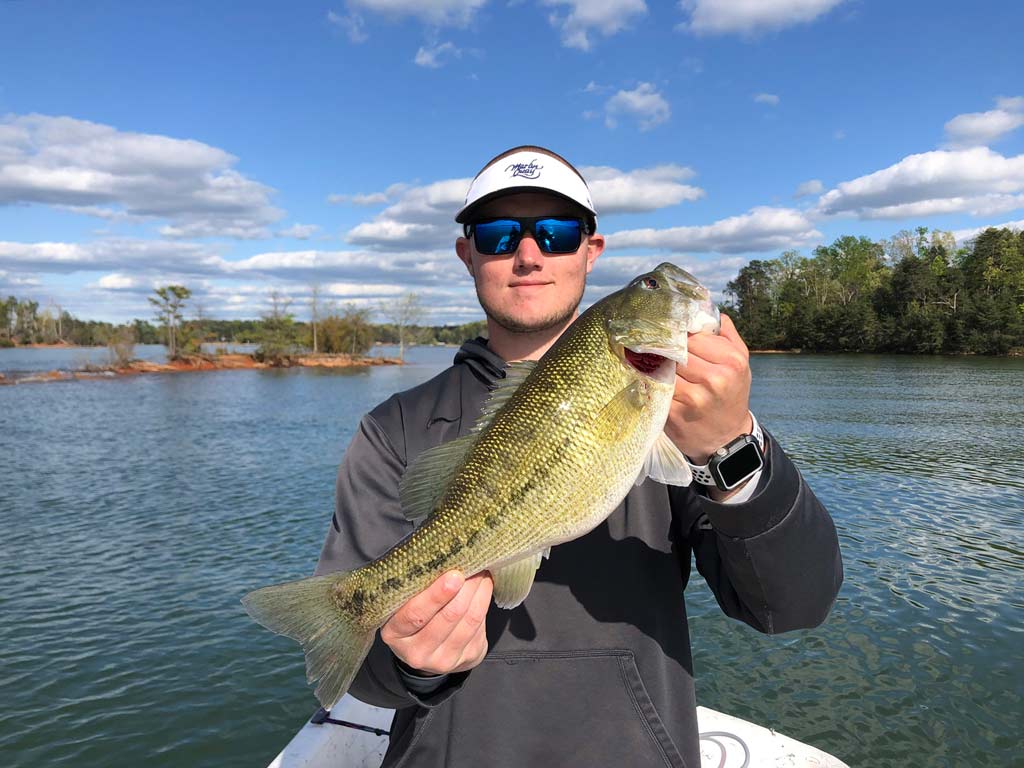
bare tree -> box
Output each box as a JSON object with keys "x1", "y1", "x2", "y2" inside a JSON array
[
  {"x1": 310, "y1": 283, "x2": 322, "y2": 354},
  {"x1": 106, "y1": 326, "x2": 137, "y2": 367},
  {"x1": 384, "y1": 292, "x2": 425, "y2": 362}
]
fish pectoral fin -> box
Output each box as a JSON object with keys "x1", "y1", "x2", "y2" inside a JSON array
[
  {"x1": 595, "y1": 381, "x2": 645, "y2": 442},
  {"x1": 640, "y1": 432, "x2": 694, "y2": 487},
  {"x1": 399, "y1": 433, "x2": 478, "y2": 521},
  {"x1": 490, "y1": 552, "x2": 544, "y2": 610}
]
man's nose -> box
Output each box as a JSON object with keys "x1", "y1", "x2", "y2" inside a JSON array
[{"x1": 514, "y1": 233, "x2": 543, "y2": 269}]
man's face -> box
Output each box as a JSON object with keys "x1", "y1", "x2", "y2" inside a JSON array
[{"x1": 456, "y1": 192, "x2": 604, "y2": 334}]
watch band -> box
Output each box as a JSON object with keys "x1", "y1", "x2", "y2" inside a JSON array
[{"x1": 687, "y1": 412, "x2": 764, "y2": 486}]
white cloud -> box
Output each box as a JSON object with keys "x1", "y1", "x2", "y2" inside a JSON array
[
  {"x1": 543, "y1": 0, "x2": 647, "y2": 51},
  {"x1": 0, "y1": 239, "x2": 224, "y2": 275},
  {"x1": 0, "y1": 114, "x2": 283, "y2": 239},
  {"x1": 814, "y1": 147, "x2": 1024, "y2": 220},
  {"x1": 328, "y1": 182, "x2": 409, "y2": 206},
  {"x1": 277, "y1": 223, "x2": 321, "y2": 240},
  {"x1": 582, "y1": 164, "x2": 703, "y2": 213},
  {"x1": 340, "y1": 164, "x2": 701, "y2": 251},
  {"x1": 583, "y1": 81, "x2": 612, "y2": 94},
  {"x1": 944, "y1": 96, "x2": 1024, "y2": 148},
  {"x1": 0, "y1": 237, "x2": 475, "y2": 297},
  {"x1": 754, "y1": 92, "x2": 780, "y2": 106},
  {"x1": 606, "y1": 206, "x2": 821, "y2": 254},
  {"x1": 327, "y1": 10, "x2": 367, "y2": 42},
  {"x1": 844, "y1": 194, "x2": 1024, "y2": 221},
  {"x1": 96, "y1": 273, "x2": 140, "y2": 290},
  {"x1": 794, "y1": 179, "x2": 824, "y2": 198},
  {"x1": 605, "y1": 83, "x2": 670, "y2": 130},
  {"x1": 345, "y1": 178, "x2": 469, "y2": 249},
  {"x1": 833, "y1": 129, "x2": 846, "y2": 140},
  {"x1": 951, "y1": 218, "x2": 1024, "y2": 243},
  {"x1": 345, "y1": 0, "x2": 485, "y2": 27},
  {"x1": 681, "y1": 0, "x2": 845, "y2": 35},
  {"x1": 414, "y1": 41, "x2": 461, "y2": 68}
]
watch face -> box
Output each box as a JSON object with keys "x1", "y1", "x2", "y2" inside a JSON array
[{"x1": 716, "y1": 441, "x2": 763, "y2": 489}]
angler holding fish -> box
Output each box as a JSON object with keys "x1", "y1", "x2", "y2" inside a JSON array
[{"x1": 244, "y1": 146, "x2": 843, "y2": 768}]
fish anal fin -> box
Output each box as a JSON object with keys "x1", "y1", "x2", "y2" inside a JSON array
[{"x1": 490, "y1": 552, "x2": 544, "y2": 610}]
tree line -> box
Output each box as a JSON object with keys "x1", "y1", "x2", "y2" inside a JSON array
[
  {"x1": 4, "y1": 225, "x2": 1019, "y2": 358},
  {"x1": 725, "y1": 227, "x2": 1024, "y2": 354}
]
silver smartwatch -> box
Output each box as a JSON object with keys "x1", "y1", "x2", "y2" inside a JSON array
[{"x1": 687, "y1": 414, "x2": 765, "y2": 492}]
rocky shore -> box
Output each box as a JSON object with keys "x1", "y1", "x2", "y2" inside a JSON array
[{"x1": 0, "y1": 353, "x2": 402, "y2": 385}]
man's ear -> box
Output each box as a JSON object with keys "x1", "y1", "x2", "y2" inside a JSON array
[
  {"x1": 584, "y1": 233, "x2": 604, "y2": 274},
  {"x1": 456, "y1": 237, "x2": 475, "y2": 277}
]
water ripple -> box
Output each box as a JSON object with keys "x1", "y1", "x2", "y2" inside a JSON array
[{"x1": 2, "y1": 351, "x2": 1022, "y2": 767}]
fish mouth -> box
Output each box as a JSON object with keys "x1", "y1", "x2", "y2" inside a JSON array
[{"x1": 624, "y1": 348, "x2": 671, "y2": 375}]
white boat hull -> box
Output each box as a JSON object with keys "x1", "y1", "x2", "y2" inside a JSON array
[{"x1": 268, "y1": 696, "x2": 849, "y2": 768}]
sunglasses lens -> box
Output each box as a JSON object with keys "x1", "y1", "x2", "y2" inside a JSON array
[
  {"x1": 473, "y1": 219, "x2": 522, "y2": 254},
  {"x1": 535, "y1": 218, "x2": 582, "y2": 253}
]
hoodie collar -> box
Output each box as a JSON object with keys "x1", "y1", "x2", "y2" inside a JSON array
[{"x1": 453, "y1": 336, "x2": 507, "y2": 386}]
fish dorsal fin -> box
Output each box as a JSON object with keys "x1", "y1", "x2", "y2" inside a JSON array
[
  {"x1": 399, "y1": 433, "x2": 478, "y2": 521},
  {"x1": 490, "y1": 549, "x2": 548, "y2": 609},
  {"x1": 637, "y1": 432, "x2": 694, "y2": 487},
  {"x1": 398, "y1": 361, "x2": 538, "y2": 521},
  {"x1": 471, "y1": 360, "x2": 537, "y2": 434}
]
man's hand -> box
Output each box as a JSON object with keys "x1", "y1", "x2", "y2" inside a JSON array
[
  {"x1": 665, "y1": 313, "x2": 753, "y2": 465},
  {"x1": 381, "y1": 570, "x2": 493, "y2": 676}
]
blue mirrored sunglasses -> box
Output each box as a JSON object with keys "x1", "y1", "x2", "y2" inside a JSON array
[{"x1": 466, "y1": 217, "x2": 589, "y2": 255}]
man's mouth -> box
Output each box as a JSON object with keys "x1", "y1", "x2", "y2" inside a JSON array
[{"x1": 624, "y1": 348, "x2": 667, "y2": 374}]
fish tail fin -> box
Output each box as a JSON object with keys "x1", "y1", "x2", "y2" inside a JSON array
[{"x1": 242, "y1": 572, "x2": 374, "y2": 708}]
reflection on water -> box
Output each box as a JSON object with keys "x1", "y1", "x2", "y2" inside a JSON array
[{"x1": 1, "y1": 351, "x2": 1021, "y2": 766}]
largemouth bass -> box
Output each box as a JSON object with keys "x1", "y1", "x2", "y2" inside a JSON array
[{"x1": 242, "y1": 262, "x2": 720, "y2": 707}]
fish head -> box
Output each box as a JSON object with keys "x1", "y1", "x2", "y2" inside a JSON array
[{"x1": 604, "y1": 262, "x2": 720, "y2": 375}]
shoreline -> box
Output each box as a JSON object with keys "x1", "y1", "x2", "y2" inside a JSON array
[{"x1": 0, "y1": 352, "x2": 402, "y2": 385}]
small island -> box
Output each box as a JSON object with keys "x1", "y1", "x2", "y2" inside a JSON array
[{"x1": 0, "y1": 287, "x2": 487, "y2": 385}]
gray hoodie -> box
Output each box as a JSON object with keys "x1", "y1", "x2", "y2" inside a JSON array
[{"x1": 316, "y1": 338, "x2": 843, "y2": 768}]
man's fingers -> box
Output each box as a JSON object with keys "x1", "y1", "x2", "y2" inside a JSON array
[
  {"x1": 444, "y1": 577, "x2": 491, "y2": 671},
  {"x1": 687, "y1": 317, "x2": 748, "y2": 366},
  {"x1": 385, "y1": 570, "x2": 464, "y2": 639},
  {"x1": 384, "y1": 572, "x2": 494, "y2": 674}
]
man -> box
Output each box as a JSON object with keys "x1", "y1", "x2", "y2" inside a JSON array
[{"x1": 316, "y1": 146, "x2": 843, "y2": 767}]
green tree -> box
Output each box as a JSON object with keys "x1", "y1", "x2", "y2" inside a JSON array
[
  {"x1": 0, "y1": 296, "x2": 16, "y2": 343},
  {"x1": 726, "y1": 259, "x2": 781, "y2": 348},
  {"x1": 255, "y1": 290, "x2": 300, "y2": 365},
  {"x1": 320, "y1": 304, "x2": 375, "y2": 356},
  {"x1": 148, "y1": 285, "x2": 192, "y2": 359}
]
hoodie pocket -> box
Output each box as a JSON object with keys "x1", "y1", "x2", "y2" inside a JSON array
[{"x1": 395, "y1": 649, "x2": 688, "y2": 768}]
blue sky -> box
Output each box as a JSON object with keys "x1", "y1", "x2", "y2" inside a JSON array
[{"x1": 1, "y1": 0, "x2": 1022, "y2": 323}]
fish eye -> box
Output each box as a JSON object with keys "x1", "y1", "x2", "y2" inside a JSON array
[{"x1": 642, "y1": 277, "x2": 659, "y2": 289}]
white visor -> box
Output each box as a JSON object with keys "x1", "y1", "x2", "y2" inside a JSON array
[{"x1": 455, "y1": 148, "x2": 597, "y2": 223}]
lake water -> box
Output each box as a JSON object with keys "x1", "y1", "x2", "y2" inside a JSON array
[{"x1": 1, "y1": 349, "x2": 1021, "y2": 767}]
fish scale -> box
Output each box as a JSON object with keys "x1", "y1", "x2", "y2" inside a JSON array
[{"x1": 242, "y1": 262, "x2": 720, "y2": 707}]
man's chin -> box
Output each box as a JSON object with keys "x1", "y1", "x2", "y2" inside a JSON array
[{"x1": 484, "y1": 307, "x2": 577, "y2": 335}]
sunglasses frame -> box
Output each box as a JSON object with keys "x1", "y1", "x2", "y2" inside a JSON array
[{"x1": 465, "y1": 216, "x2": 591, "y2": 255}]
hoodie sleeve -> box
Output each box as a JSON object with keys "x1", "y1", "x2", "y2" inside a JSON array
[
  {"x1": 672, "y1": 430, "x2": 843, "y2": 634},
  {"x1": 314, "y1": 410, "x2": 469, "y2": 709}
]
